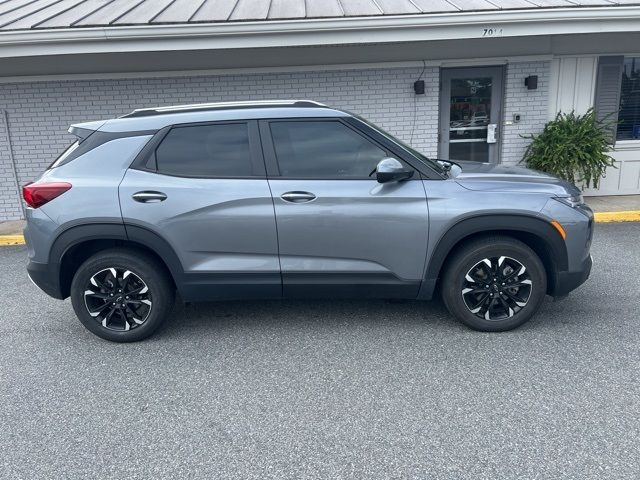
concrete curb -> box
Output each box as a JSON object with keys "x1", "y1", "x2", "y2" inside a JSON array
[
  {"x1": 1, "y1": 211, "x2": 638, "y2": 247},
  {"x1": 0, "y1": 235, "x2": 25, "y2": 246},
  {"x1": 593, "y1": 211, "x2": 640, "y2": 223}
]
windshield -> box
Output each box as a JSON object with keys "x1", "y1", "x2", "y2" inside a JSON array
[{"x1": 352, "y1": 115, "x2": 446, "y2": 175}]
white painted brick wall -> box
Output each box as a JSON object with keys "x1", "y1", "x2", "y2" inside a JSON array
[
  {"x1": 501, "y1": 61, "x2": 550, "y2": 166},
  {"x1": 0, "y1": 61, "x2": 549, "y2": 221}
]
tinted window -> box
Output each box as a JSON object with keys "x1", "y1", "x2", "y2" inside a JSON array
[
  {"x1": 49, "y1": 141, "x2": 80, "y2": 169},
  {"x1": 156, "y1": 123, "x2": 253, "y2": 177},
  {"x1": 618, "y1": 57, "x2": 640, "y2": 140},
  {"x1": 270, "y1": 121, "x2": 387, "y2": 178}
]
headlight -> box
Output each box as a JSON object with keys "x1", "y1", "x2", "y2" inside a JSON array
[{"x1": 554, "y1": 194, "x2": 584, "y2": 208}]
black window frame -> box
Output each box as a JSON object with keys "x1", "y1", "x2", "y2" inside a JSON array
[
  {"x1": 259, "y1": 117, "x2": 428, "y2": 180},
  {"x1": 129, "y1": 119, "x2": 266, "y2": 179}
]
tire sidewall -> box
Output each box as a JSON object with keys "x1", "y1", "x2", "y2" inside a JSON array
[
  {"x1": 70, "y1": 251, "x2": 173, "y2": 342},
  {"x1": 443, "y1": 241, "x2": 547, "y2": 332}
]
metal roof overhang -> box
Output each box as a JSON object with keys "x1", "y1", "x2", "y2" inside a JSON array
[
  {"x1": 1, "y1": 6, "x2": 640, "y2": 58},
  {"x1": 0, "y1": 6, "x2": 639, "y2": 79}
]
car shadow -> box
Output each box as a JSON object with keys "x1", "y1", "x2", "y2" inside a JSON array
[{"x1": 153, "y1": 296, "x2": 462, "y2": 340}]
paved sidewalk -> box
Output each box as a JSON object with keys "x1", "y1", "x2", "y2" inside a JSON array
[
  {"x1": 585, "y1": 195, "x2": 640, "y2": 212},
  {"x1": 0, "y1": 220, "x2": 24, "y2": 235}
]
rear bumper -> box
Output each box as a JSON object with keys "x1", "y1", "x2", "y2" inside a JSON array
[
  {"x1": 552, "y1": 254, "x2": 592, "y2": 298},
  {"x1": 27, "y1": 260, "x2": 64, "y2": 300}
]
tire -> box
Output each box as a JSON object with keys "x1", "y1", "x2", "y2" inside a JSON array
[
  {"x1": 70, "y1": 248, "x2": 175, "y2": 342},
  {"x1": 441, "y1": 236, "x2": 547, "y2": 332}
]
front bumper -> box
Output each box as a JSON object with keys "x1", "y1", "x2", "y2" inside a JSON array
[
  {"x1": 552, "y1": 254, "x2": 592, "y2": 298},
  {"x1": 27, "y1": 260, "x2": 64, "y2": 299}
]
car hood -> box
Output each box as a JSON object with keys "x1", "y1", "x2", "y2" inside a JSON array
[{"x1": 449, "y1": 160, "x2": 580, "y2": 196}]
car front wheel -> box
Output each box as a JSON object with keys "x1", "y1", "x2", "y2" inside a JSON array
[
  {"x1": 442, "y1": 236, "x2": 547, "y2": 332},
  {"x1": 70, "y1": 248, "x2": 175, "y2": 342}
]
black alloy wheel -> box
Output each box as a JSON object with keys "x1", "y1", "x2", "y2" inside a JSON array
[
  {"x1": 84, "y1": 267, "x2": 152, "y2": 331},
  {"x1": 442, "y1": 236, "x2": 547, "y2": 332},
  {"x1": 70, "y1": 248, "x2": 174, "y2": 342},
  {"x1": 461, "y1": 256, "x2": 533, "y2": 321}
]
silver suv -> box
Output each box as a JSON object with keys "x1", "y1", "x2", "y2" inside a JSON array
[{"x1": 23, "y1": 100, "x2": 593, "y2": 342}]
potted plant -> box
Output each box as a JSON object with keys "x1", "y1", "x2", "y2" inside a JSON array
[{"x1": 521, "y1": 109, "x2": 615, "y2": 189}]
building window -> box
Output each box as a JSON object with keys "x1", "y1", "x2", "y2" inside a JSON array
[{"x1": 618, "y1": 57, "x2": 640, "y2": 141}]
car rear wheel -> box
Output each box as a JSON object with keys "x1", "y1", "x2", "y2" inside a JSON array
[
  {"x1": 442, "y1": 236, "x2": 547, "y2": 332},
  {"x1": 70, "y1": 248, "x2": 175, "y2": 342}
]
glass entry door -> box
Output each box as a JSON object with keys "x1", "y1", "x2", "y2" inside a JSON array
[{"x1": 439, "y1": 66, "x2": 504, "y2": 163}]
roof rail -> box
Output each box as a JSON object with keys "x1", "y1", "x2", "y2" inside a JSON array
[{"x1": 120, "y1": 100, "x2": 328, "y2": 118}]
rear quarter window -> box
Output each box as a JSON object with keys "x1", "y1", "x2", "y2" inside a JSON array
[
  {"x1": 48, "y1": 141, "x2": 80, "y2": 169},
  {"x1": 48, "y1": 130, "x2": 151, "y2": 170}
]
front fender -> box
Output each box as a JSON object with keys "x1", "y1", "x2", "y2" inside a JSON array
[{"x1": 418, "y1": 214, "x2": 568, "y2": 300}]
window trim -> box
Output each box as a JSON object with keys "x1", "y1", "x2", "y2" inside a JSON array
[
  {"x1": 259, "y1": 117, "x2": 422, "y2": 180},
  {"x1": 130, "y1": 119, "x2": 266, "y2": 179}
]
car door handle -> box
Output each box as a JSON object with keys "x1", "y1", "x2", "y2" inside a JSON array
[
  {"x1": 132, "y1": 191, "x2": 167, "y2": 203},
  {"x1": 280, "y1": 191, "x2": 316, "y2": 203}
]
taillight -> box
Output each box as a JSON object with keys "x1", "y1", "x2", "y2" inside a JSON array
[{"x1": 22, "y1": 182, "x2": 72, "y2": 208}]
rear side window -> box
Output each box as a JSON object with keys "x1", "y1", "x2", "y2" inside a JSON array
[
  {"x1": 155, "y1": 123, "x2": 253, "y2": 177},
  {"x1": 269, "y1": 121, "x2": 387, "y2": 178}
]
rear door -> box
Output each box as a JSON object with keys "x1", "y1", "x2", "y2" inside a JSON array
[
  {"x1": 119, "y1": 120, "x2": 280, "y2": 301},
  {"x1": 260, "y1": 118, "x2": 429, "y2": 298}
]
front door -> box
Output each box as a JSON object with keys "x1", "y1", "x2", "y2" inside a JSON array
[
  {"x1": 439, "y1": 66, "x2": 504, "y2": 163},
  {"x1": 259, "y1": 118, "x2": 429, "y2": 298}
]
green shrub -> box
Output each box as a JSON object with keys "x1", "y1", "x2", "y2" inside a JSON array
[{"x1": 521, "y1": 109, "x2": 615, "y2": 189}]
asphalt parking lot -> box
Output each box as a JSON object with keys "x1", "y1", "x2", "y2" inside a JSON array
[{"x1": 1, "y1": 223, "x2": 639, "y2": 480}]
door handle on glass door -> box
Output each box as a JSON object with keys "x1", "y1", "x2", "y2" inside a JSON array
[
  {"x1": 280, "y1": 191, "x2": 316, "y2": 203},
  {"x1": 487, "y1": 124, "x2": 497, "y2": 144},
  {"x1": 132, "y1": 191, "x2": 167, "y2": 203}
]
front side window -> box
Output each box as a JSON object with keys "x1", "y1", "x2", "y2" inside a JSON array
[
  {"x1": 269, "y1": 121, "x2": 387, "y2": 178},
  {"x1": 618, "y1": 57, "x2": 640, "y2": 140},
  {"x1": 351, "y1": 115, "x2": 445, "y2": 175},
  {"x1": 155, "y1": 123, "x2": 253, "y2": 177}
]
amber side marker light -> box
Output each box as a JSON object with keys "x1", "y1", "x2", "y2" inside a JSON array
[{"x1": 550, "y1": 220, "x2": 567, "y2": 240}]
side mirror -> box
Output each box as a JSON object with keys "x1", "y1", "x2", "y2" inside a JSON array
[{"x1": 375, "y1": 158, "x2": 414, "y2": 183}]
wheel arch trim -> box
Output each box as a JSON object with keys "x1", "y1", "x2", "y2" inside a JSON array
[
  {"x1": 49, "y1": 222, "x2": 184, "y2": 298},
  {"x1": 419, "y1": 214, "x2": 568, "y2": 299},
  {"x1": 51, "y1": 223, "x2": 127, "y2": 267}
]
